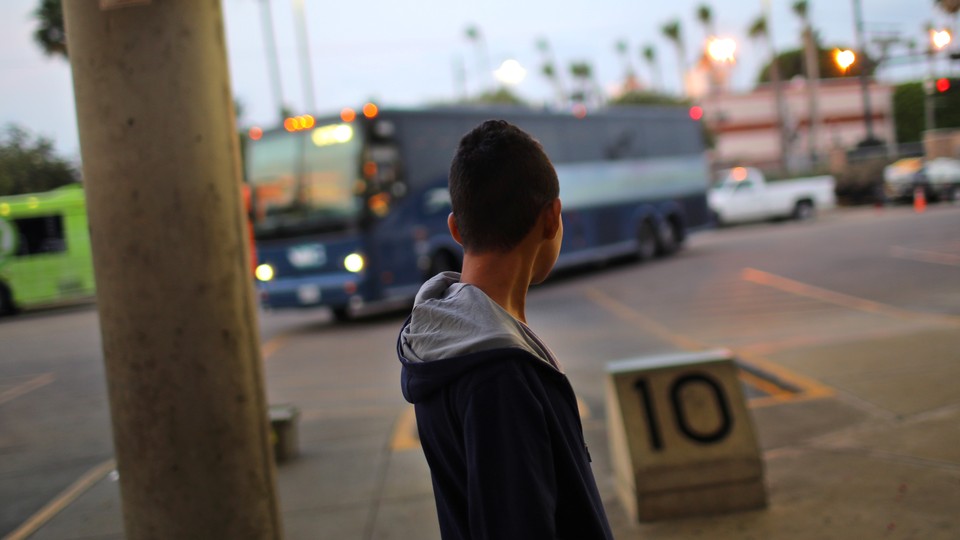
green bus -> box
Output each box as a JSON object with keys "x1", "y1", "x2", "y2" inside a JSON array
[{"x1": 0, "y1": 184, "x2": 96, "y2": 315}]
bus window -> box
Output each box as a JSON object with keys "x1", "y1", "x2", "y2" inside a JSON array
[
  {"x1": 13, "y1": 215, "x2": 66, "y2": 256},
  {"x1": 302, "y1": 124, "x2": 363, "y2": 219},
  {"x1": 248, "y1": 131, "x2": 300, "y2": 225}
]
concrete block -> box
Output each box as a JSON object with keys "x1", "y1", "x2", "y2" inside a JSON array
[
  {"x1": 605, "y1": 349, "x2": 767, "y2": 522},
  {"x1": 269, "y1": 404, "x2": 300, "y2": 463}
]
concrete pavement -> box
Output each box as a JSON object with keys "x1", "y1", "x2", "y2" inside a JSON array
[
  {"x1": 18, "y1": 319, "x2": 960, "y2": 539},
  {"x1": 11, "y1": 206, "x2": 960, "y2": 539}
]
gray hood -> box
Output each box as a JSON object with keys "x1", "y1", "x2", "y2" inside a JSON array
[{"x1": 400, "y1": 272, "x2": 560, "y2": 371}]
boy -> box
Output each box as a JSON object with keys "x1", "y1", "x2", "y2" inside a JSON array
[{"x1": 397, "y1": 120, "x2": 613, "y2": 539}]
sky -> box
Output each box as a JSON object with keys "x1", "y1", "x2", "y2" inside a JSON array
[{"x1": 0, "y1": 0, "x2": 949, "y2": 161}]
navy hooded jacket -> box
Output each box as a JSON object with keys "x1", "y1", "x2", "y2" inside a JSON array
[{"x1": 397, "y1": 272, "x2": 613, "y2": 539}]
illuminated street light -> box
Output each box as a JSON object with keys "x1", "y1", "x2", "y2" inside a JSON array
[
  {"x1": 931, "y1": 29, "x2": 952, "y2": 50},
  {"x1": 493, "y1": 59, "x2": 527, "y2": 86},
  {"x1": 834, "y1": 49, "x2": 856, "y2": 73},
  {"x1": 706, "y1": 37, "x2": 737, "y2": 64}
]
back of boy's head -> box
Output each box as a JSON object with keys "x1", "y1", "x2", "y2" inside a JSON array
[{"x1": 448, "y1": 119, "x2": 559, "y2": 253}]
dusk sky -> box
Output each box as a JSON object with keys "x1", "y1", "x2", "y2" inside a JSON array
[{"x1": 0, "y1": 0, "x2": 947, "y2": 160}]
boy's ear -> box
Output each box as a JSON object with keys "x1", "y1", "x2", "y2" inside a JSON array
[
  {"x1": 542, "y1": 199, "x2": 562, "y2": 239},
  {"x1": 447, "y1": 213, "x2": 464, "y2": 246}
]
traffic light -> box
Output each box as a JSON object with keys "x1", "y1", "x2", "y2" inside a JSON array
[{"x1": 930, "y1": 77, "x2": 959, "y2": 95}]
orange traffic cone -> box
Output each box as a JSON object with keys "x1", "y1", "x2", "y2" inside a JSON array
[{"x1": 913, "y1": 187, "x2": 927, "y2": 213}]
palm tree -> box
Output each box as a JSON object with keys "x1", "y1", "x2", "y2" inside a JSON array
[
  {"x1": 616, "y1": 39, "x2": 639, "y2": 91},
  {"x1": 696, "y1": 4, "x2": 715, "y2": 39},
  {"x1": 537, "y1": 38, "x2": 568, "y2": 107},
  {"x1": 793, "y1": 0, "x2": 821, "y2": 165},
  {"x1": 33, "y1": 0, "x2": 67, "y2": 59},
  {"x1": 465, "y1": 25, "x2": 491, "y2": 95},
  {"x1": 642, "y1": 44, "x2": 662, "y2": 91},
  {"x1": 257, "y1": 0, "x2": 288, "y2": 121},
  {"x1": 935, "y1": 0, "x2": 960, "y2": 14},
  {"x1": 660, "y1": 20, "x2": 687, "y2": 95},
  {"x1": 569, "y1": 62, "x2": 602, "y2": 106},
  {"x1": 748, "y1": 14, "x2": 789, "y2": 171}
]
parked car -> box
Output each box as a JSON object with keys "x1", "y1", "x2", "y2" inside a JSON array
[
  {"x1": 882, "y1": 157, "x2": 924, "y2": 202},
  {"x1": 708, "y1": 167, "x2": 837, "y2": 225},
  {"x1": 919, "y1": 157, "x2": 960, "y2": 202}
]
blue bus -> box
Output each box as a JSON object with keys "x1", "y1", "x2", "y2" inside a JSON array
[{"x1": 246, "y1": 105, "x2": 711, "y2": 319}]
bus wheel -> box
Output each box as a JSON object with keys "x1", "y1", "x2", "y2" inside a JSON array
[
  {"x1": 0, "y1": 282, "x2": 16, "y2": 317},
  {"x1": 637, "y1": 220, "x2": 657, "y2": 261},
  {"x1": 332, "y1": 306, "x2": 351, "y2": 322},
  {"x1": 656, "y1": 219, "x2": 678, "y2": 256}
]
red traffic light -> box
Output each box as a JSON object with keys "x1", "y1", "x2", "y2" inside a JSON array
[
  {"x1": 689, "y1": 105, "x2": 704, "y2": 121},
  {"x1": 937, "y1": 77, "x2": 951, "y2": 93}
]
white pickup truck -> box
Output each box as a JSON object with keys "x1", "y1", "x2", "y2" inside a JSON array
[{"x1": 708, "y1": 167, "x2": 836, "y2": 225}]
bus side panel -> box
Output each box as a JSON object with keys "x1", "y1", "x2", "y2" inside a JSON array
[{"x1": 0, "y1": 189, "x2": 96, "y2": 309}]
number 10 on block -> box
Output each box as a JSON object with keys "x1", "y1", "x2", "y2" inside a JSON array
[{"x1": 605, "y1": 350, "x2": 767, "y2": 522}]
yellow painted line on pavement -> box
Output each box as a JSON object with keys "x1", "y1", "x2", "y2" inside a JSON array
[
  {"x1": 261, "y1": 336, "x2": 287, "y2": 361},
  {"x1": 583, "y1": 287, "x2": 705, "y2": 351},
  {"x1": 890, "y1": 246, "x2": 960, "y2": 267},
  {"x1": 736, "y1": 352, "x2": 835, "y2": 407},
  {"x1": 0, "y1": 373, "x2": 55, "y2": 406},
  {"x1": 3, "y1": 459, "x2": 116, "y2": 540},
  {"x1": 584, "y1": 286, "x2": 835, "y2": 408},
  {"x1": 390, "y1": 406, "x2": 420, "y2": 451},
  {"x1": 741, "y1": 267, "x2": 960, "y2": 325}
]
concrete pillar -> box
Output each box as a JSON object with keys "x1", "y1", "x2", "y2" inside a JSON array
[{"x1": 63, "y1": 2, "x2": 282, "y2": 538}]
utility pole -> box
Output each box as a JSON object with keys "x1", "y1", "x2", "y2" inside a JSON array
[
  {"x1": 258, "y1": 0, "x2": 287, "y2": 120},
  {"x1": 292, "y1": 0, "x2": 317, "y2": 113},
  {"x1": 62, "y1": 2, "x2": 282, "y2": 538}
]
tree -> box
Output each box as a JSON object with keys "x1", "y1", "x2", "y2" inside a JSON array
[
  {"x1": 0, "y1": 125, "x2": 79, "y2": 196},
  {"x1": 793, "y1": 0, "x2": 821, "y2": 163},
  {"x1": 893, "y1": 82, "x2": 924, "y2": 143},
  {"x1": 33, "y1": 0, "x2": 67, "y2": 59},
  {"x1": 537, "y1": 38, "x2": 567, "y2": 107},
  {"x1": 641, "y1": 44, "x2": 662, "y2": 91},
  {"x1": 696, "y1": 4, "x2": 715, "y2": 38},
  {"x1": 465, "y1": 24, "x2": 491, "y2": 94},
  {"x1": 935, "y1": 0, "x2": 960, "y2": 14},
  {"x1": 660, "y1": 20, "x2": 687, "y2": 94},
  {"x1": 569, "y1": 61, "x2": 601, "y2": 105},
  {"x1": 748, "y1": 13, "x2": 790, "y2": 171},
  {"x1": 615, "y1": 39, "x2": 638, "y2": 90}
]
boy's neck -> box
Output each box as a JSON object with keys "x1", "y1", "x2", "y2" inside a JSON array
[{"x1": 458, "y1": 251, "x2": 533, "y2": 324}]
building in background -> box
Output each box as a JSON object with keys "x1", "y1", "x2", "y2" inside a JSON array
[{"x1": 700, "y1": 77, "x2": 895, "y2": 173}]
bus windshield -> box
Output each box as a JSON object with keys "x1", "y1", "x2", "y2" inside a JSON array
[{"x1": 248, "y1": 123, "x2": 362, "y2": 239}]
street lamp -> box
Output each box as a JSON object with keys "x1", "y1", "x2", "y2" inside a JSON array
[
  {"x1": 931, "y1": 29, "x2": 952, "y2": 51},
  {"x1": 493, "y1": 59, "x2": 528, "y2": 86},
  {"x1": 834, "y1": 49, "x2": 856, "y2": 73},
  {"x1": 706, "y1": 37, "x2": 737, "y2": 64}
]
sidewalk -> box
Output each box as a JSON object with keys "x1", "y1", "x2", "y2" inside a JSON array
[{"x1": 22, "y1": 316, "x2": 960, "y2": 540}]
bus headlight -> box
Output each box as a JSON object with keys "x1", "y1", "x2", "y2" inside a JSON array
[
  {"x1": 255, "y1": 263, "x2": 275, "y2": 282},
  {"x1": 344, "y1": 253, "x2": 365, "y2": 273}
]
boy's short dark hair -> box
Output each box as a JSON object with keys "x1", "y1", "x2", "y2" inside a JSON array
[{"x1": 448, "y1": 119, "x2": 559, "y2": 253}]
